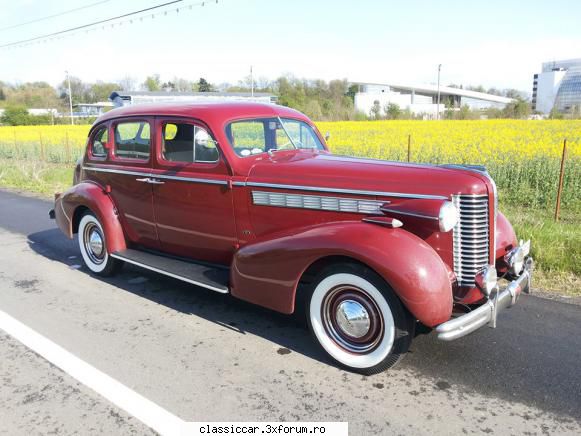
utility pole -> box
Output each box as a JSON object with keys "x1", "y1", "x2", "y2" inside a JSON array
[
  {"x1": 250, "y1": 65, "x2": 254, "y2": 97},
  {"x1": 66, "y1": 70, "x2": 74, "y2": 125},
  {"x1": 436, "y1": 64, "x2": 442, "y2": 120}
]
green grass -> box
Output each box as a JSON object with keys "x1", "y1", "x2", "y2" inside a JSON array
[
  {"x1": 501, "y1": 203, "x2": 580, "y2": 297},
  {"x1": 0, "y1": 157, "x2": 579, "y2": 296}
]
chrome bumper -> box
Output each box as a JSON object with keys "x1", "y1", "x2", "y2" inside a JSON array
[{"x1": 436, "y1": 257, "x2": 533, "y2": 341}]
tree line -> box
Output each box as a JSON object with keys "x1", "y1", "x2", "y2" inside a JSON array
[{"x1": 0, "y1": 73, "x2": 542, "y2": 126}]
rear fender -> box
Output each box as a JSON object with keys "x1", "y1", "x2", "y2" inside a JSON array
[
  {"x1": 231, "y1": 221, "x2": 453, "y2": 327},
  {"x1": 54, "y1": 181, "x2": 126, "y2": 253}
]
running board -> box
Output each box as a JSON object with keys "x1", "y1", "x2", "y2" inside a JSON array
[{"x1": 111, "y1": 249, "x2": 229, "y2": 294}]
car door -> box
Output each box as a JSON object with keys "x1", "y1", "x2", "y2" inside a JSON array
[
  {"x1": 150, "y1": 117, "x2": 237, "y2": 265},
  {"x1": 106, "y1": 117, "x2": 159, "y2": 249}
]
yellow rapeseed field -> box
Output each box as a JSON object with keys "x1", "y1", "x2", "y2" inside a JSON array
[{"x1": 0, "y1": 120, "x2": 579, "y2": 207}]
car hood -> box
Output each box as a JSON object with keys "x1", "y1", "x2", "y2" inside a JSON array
[{"x1": 246, "y1": 151, "x2": 490, "y2": 199}]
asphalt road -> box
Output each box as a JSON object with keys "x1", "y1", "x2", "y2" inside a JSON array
[{"x1": 0, "y1": 189, "x2": 580, "y2": 435}]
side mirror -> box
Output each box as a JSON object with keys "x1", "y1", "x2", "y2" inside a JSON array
[{"x1": 325, "y1": 131, "x2": 331, "y2": 141}]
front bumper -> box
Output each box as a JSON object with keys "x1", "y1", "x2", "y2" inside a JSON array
[{"x1": 436, "y1": 257, "x2": 533, "y2": 341}]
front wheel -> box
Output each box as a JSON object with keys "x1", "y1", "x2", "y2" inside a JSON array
[
  {"x1": 77, "y1": 211, "x2": 122, "y2": 276},
  {"x1": 306, "y1": 263, "x2": 414, "y2": 375}
]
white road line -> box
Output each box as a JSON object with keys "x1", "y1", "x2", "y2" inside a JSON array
[{"x1": 0, "y1": 309, "x2": 185, "y2": 436}]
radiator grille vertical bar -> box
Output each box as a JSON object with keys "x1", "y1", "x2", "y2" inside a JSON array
[{"x1": 452, "y1": 194, "x2": 490, "y2": 287}]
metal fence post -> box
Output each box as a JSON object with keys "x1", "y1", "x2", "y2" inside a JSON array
[{"x1": 407, "y1": 134, "x2": 411, "y2": 162}]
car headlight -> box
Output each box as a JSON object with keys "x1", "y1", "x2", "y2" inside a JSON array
[
  {"x1": 438, "y1": 201, "x2": 458, "y2": 232},
  {"x1": 475, "y1": 265, "x2": 498, "y2": 297}
]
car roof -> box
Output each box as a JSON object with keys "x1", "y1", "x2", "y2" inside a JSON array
[{"x1": 95, "y1": 101, "x2": 309, "y2": 125}]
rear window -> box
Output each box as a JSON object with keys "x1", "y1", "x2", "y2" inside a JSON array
[
  {"x1": 90, "y1": 126, "x2": 108, "y2": 158},
  {"x1": 114, "y1": 121, "x2": 151, "y2": 160}
]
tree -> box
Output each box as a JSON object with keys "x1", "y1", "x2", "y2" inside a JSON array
[
  {"x1": 457, "y1": 104, "x2": 473, "y2": 120},
  {"x1": 143, "y1": 74, "x2": 161, "y2": 91},
  {"x1": 57, "y1": 76, "x2": 89, "y2": 106},
  {"x1": 118, "y1": 76, "x2": 137, "y2": 92},
  {"x1": 370, "y1": 100, "x2": 382, "y2": 120},
  {"x1": 88, "y1": 81, "x2": 120, "y2": 103},
  {"x1": 172, "y1": 77, "x2": 194, "y2": 92},
  {"x1": 502, "y1": 98, "x2": 531, "y2": 119},
  {"x1": 504, "y1": 89, "x2": 524, "y2": 99},
  {"x1": 0, "y1": 105, "x2": 30, "y2": 125},
  {"x1": 197, "y1": 77, "x2": 213, "y2": 92},
  {"x1": 304, "y1": 100, "x2": 323, "y2": 120},
  {"x1": 384, "y1": 103, "x2": 402, "y2": 120}
]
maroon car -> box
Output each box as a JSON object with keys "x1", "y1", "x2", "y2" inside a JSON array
[{"x1": 51, "y1": 102, "x2": 532, "y2": 374}]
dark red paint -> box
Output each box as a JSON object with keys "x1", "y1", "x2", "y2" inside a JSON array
[{"x1": 53, "y1": 102, "x2": 516, "y2": 328}]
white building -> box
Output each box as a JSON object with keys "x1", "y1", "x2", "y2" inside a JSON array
[
  {"x1": 354, "y1": 83, "x2": 513, "y2": 118},
  {"x1": 112, "y1": 91, "x2": 276, "y2": 106},
  {"x1": 532, "y1": 58, "x2": 581, "y2": 114}
]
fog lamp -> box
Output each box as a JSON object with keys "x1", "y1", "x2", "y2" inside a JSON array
[
  {"x1": 438, "y1": 201, "x2": 458, "y2": 232},
  {"x1": 475, "y1": 265, "x2": 497, "y2": 297}
]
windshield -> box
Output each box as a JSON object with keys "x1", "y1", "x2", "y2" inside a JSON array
[{"x1": 225, "y1": 117, "x2": 324, "y2": 157}]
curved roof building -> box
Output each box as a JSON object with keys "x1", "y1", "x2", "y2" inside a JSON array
[{"x1": 532, "y1": 58, "x2": 581, "y2": 114}]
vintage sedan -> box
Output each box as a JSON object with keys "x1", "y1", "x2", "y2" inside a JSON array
[{"x1": 51, "y1": 102, "x2": 533, "y2": 374}]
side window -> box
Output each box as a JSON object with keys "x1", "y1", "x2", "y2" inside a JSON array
[
  {"x1": 162, "y1": 122, "x2": 219, "y2": 163},
  {"x1": 229, "y1": 120, "x2": 267, "y2": 156},
  {"x1": 114, "y1": 121, "x2": 151, "y2": 160},
  {"x1": 91, "y1": 126, "x2": 108, "y2": 158}
]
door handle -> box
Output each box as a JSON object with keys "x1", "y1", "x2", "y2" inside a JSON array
[{"x1": 135, "y1": 177, "x2": 165, "y2": 185}]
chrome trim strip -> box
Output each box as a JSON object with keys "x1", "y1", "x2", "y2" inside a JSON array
[
  {"x1": 110, "y1": 253, "x2": 229, "y2": 294},
  {"x1": 379, "y1": 207, "x2": 438, "y2": 221},
  {"x1": 83, "y1": 166, "x2": 150, "y2": 178},
  {"x1": 245, "y1": 182, "x2": 448, "y2": 200},
  {"x1": 252, "y1": 191, "x2": 385, "y2": 214},
  {"x1": 153, "y1": 173, "x2": 228, "y2": 185},
  {"x1": 83, "y1": 166, "x2": 228, "y2": 186}
]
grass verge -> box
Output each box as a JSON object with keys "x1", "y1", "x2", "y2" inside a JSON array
[{"x1": 0, "y1": 158, "x2": 579, "y2": 297}]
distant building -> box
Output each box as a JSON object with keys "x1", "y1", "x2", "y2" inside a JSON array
[
  {"x1": 532, "y1": 58, "x2": 581, "y2": 114},
  {"x1": 74, "y1": 102, "x2": 114, "y2": 117},
  {"x1": 353, "y1": 83, "x2": 513, "y2": 118},
  {"x1": 111, "y1": 91, "x2": 277, "y2": 107}
]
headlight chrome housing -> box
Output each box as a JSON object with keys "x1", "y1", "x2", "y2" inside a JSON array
[
  {"x1": 504, "y1": 240, "x2": 531, "y2": 276},
  {"x1": 438, "y1": 201, "x2": 458, "y2": 232}
]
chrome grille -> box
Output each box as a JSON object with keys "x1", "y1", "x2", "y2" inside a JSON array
[{"x1": 452, "y1": 194, "x2": 490, "y2": 287}]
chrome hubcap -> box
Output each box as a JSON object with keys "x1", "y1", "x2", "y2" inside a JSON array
[
  {"x1": 336, "y1": 300, "x2": 371, "y2": 338},
  {"x1": 89, "y1": 230, "x2": 103, "y2": 257},
  {"x1": 321, "y1": 285, "x2": 384, "y2": 354},
  {"x1": 83, "y1": 223, "x2": 105, "y2": 264}
]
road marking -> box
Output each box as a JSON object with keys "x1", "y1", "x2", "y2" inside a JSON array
[{"x1": 0, "y1": 309, "x2": 184, "y2": 436}]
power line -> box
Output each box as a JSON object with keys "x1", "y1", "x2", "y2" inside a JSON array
[
  {"x1": 0, "y1": 0, "x2": 189, "y2": 49},
  {"x1": 0, "y1": 0, "x2": 112, "y2": 33}
]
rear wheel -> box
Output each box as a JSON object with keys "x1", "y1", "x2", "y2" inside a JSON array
[
  {"x1": 77, "y1": 211, "x2": 122, "y2": 276},
  {"x1": 306, "y1": 262, "x2": 414, "y2": 375}
]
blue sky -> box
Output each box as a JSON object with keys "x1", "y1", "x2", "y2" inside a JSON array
[{"x1": 0, "y1": 0, "x2": 579, "y2": 91}]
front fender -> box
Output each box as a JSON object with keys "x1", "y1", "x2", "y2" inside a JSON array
[
  {"x1": 231, "y1": 221, "x2": 453, "y2": 327},
  {"x1": 55, "y1": 182, "x2": 126, "y2": 253}
]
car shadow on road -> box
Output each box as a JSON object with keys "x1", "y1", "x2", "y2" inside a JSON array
[{"x1": 28, "y1": 228, "x2": 581, "y2": 422}]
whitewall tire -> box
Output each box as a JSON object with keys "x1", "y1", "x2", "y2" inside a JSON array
[
  {"x1": 77, "y1": 211, "x2": 122, "y2": 276},
  {"x1": 306, "y1": 263, "x2": 414, "y2": 374}
]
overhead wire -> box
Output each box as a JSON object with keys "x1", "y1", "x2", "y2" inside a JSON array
[
  {"x1": 0, "y1": 0, "x2": 112, "y2": 32},
  {"x1": 0, "y1": 0, "x2": 220, "y2": 50}
]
